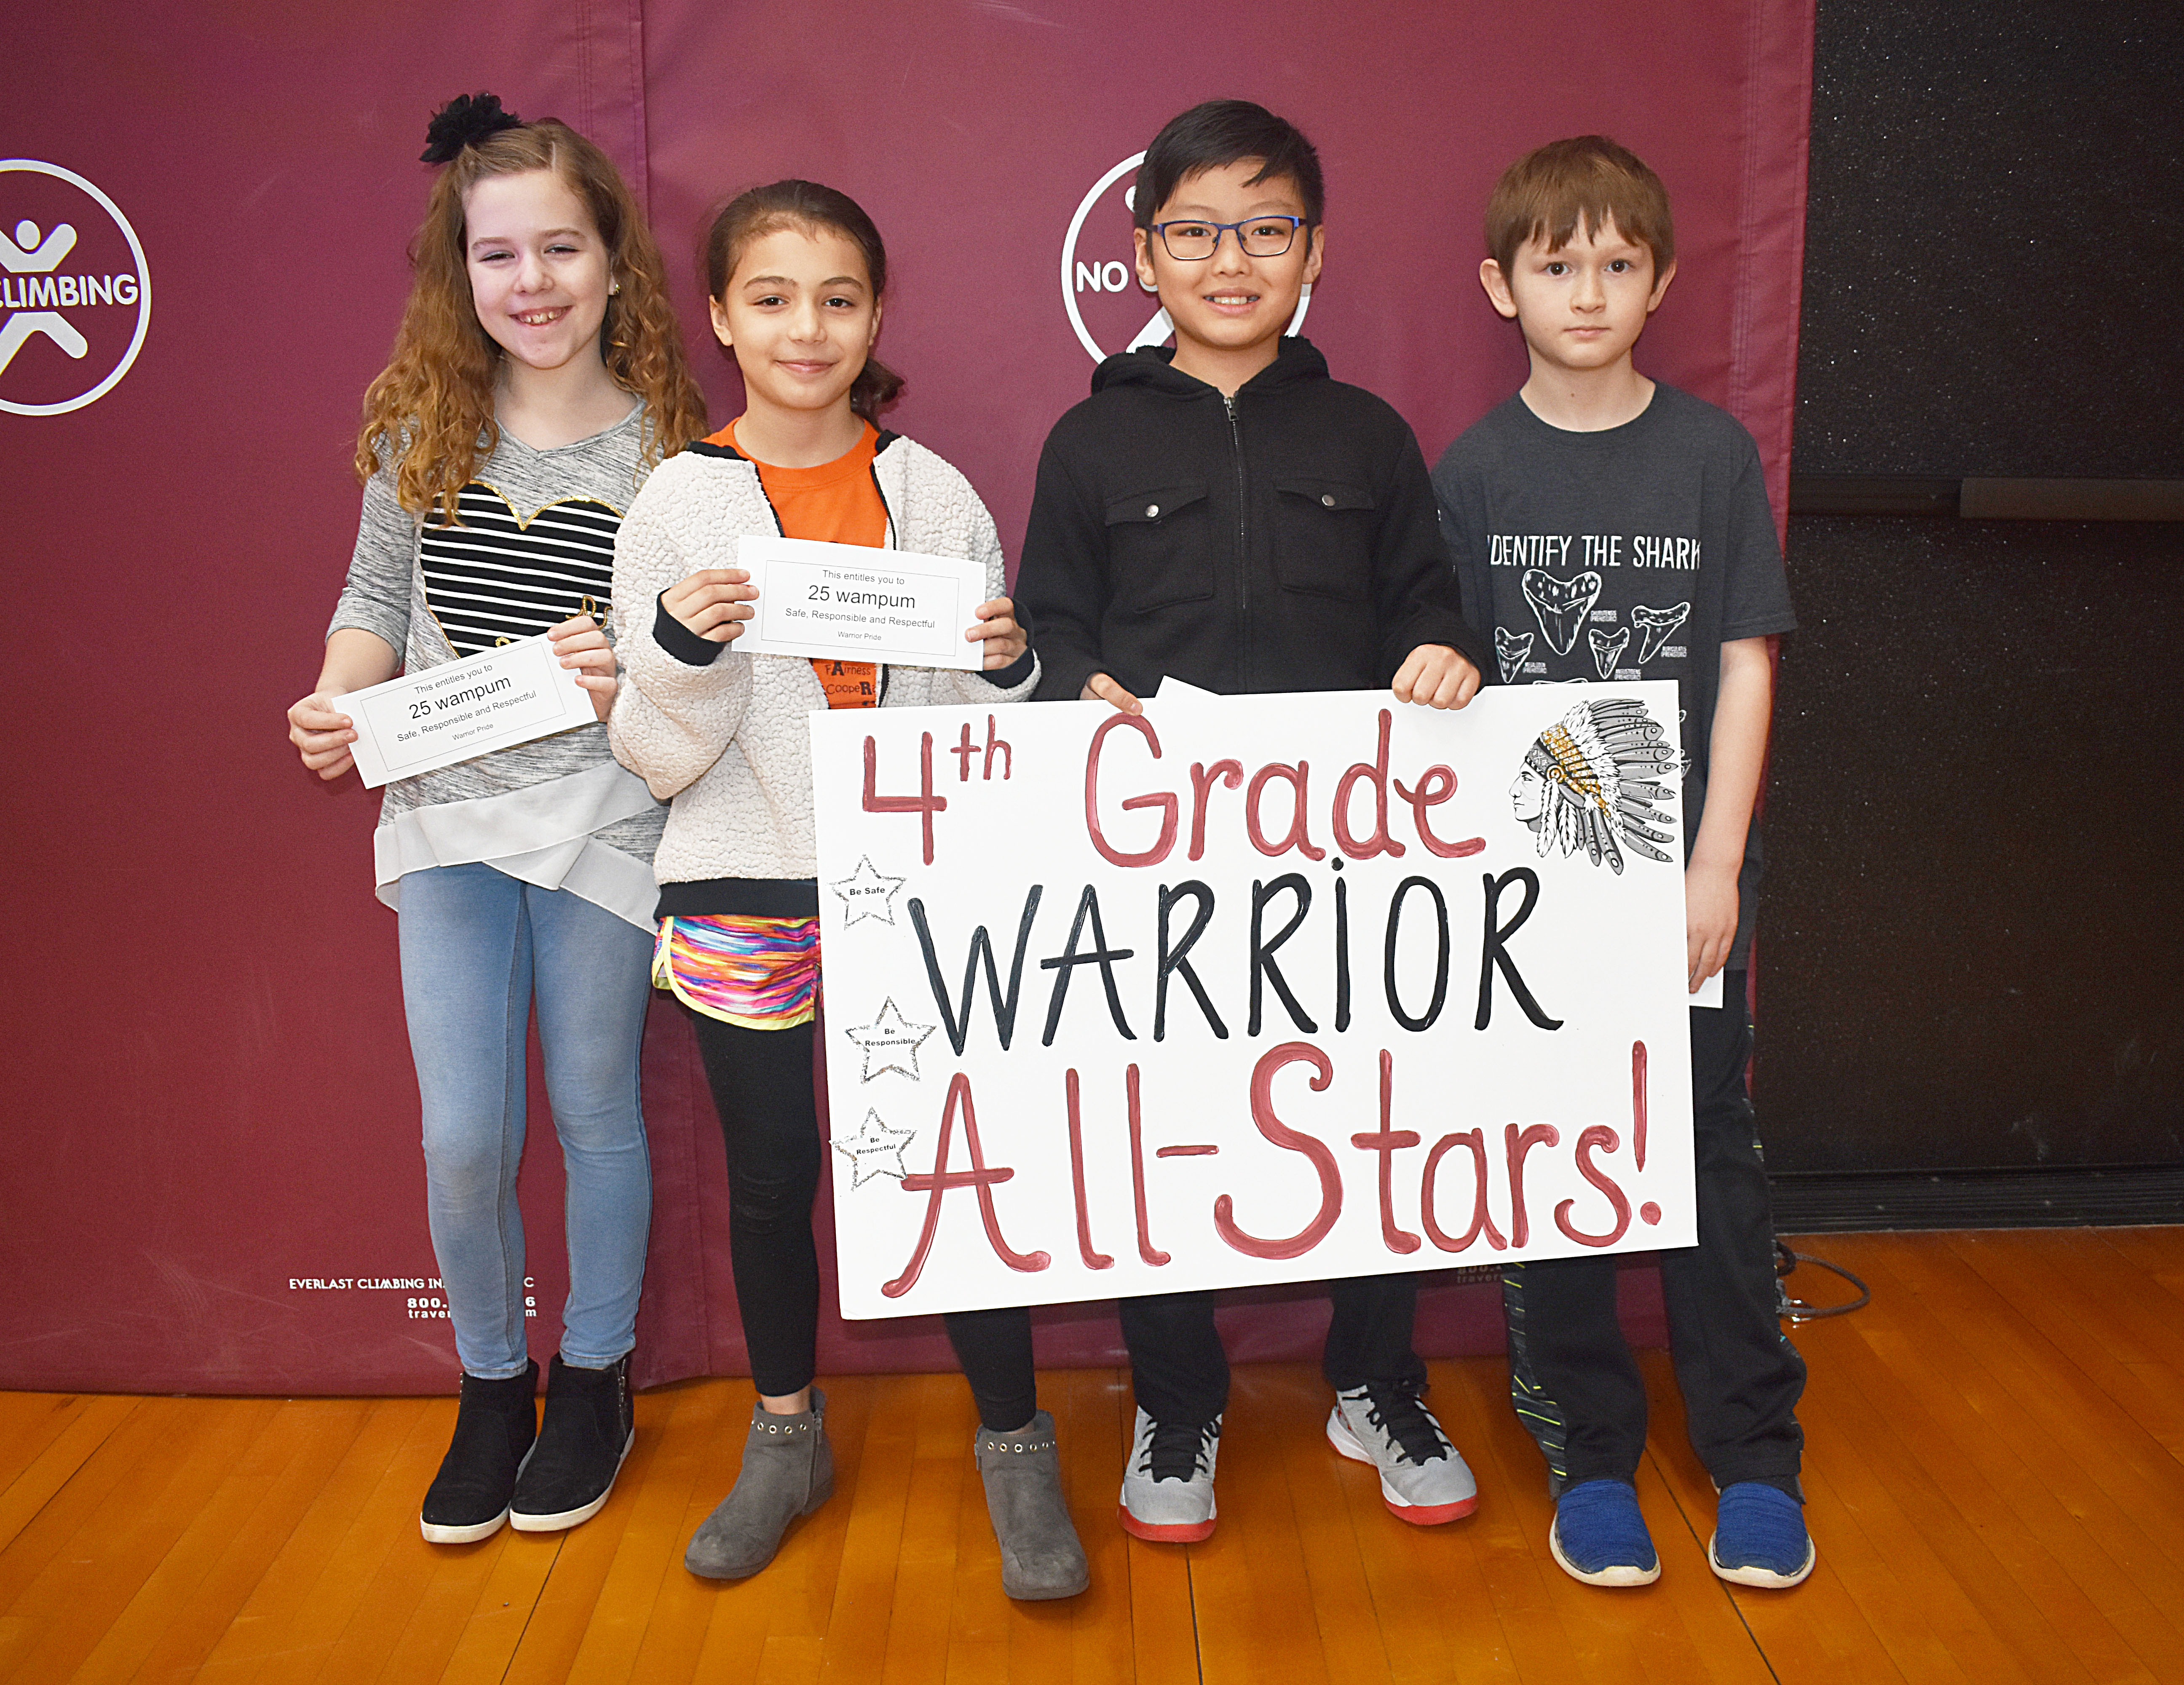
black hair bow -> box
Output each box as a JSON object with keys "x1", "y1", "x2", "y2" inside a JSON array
[{"x1": 420, "y1": 92, "x2": 523, "y2": 164}]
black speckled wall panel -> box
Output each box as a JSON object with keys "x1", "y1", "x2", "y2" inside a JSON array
[
  {"x1": 1762, "y1": 519, "x2": 2184, "y2": 1171},
  {"x1": 1795, "y1": 1, "x2": 2184, "y2": 479},
  {"x1": 1761, "y1": 3, "x2": 2184, "y2": 1172}
]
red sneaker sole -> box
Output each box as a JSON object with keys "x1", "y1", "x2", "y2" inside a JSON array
[
  {"x1": 1385, "y1": 1493, "x2": 1477, "y2": 1526},
  {"x1": 1117, "y1": 1504, "x2": 1215, "y2": 1543}
]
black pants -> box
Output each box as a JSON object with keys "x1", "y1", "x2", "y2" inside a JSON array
[
  {"x1": 1120, "y1": 1274, "x2": 1427, "y2": 1427},
  {"x1": 1502, "y1": 973, "x2": 1807, "y2": 1498},
  {"x1": 691, "y1": 1014, "x2": 1038, "y2": 1431}
]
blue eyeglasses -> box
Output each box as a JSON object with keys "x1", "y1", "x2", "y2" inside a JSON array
[{"x1": 1148, "y1": 215, "x2": 1308, "y2": 262}]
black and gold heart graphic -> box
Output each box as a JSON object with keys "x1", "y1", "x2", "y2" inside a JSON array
[{"x1": 420, "y1": 480, "x2": 623, "y2": 657}]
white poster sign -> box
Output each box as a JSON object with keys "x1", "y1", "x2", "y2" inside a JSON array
[{"x1": 811, "y1": 684, "x2": 1697, "y2": 1320}]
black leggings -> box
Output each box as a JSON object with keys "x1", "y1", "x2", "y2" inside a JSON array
[
  {"x1": 1120, "y1": 1274, "x2": 1426, "y2": 1427},
  {"x1": 690, "y1": 1013, "x2": 1039, "y2": 1431}
]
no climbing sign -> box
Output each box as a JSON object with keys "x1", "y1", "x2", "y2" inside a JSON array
[{"x1": 811, "y1": 683, "x2": 1697, "y2": 1320}]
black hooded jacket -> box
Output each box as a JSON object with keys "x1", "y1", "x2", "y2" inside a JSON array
[{"x1": 1017, "y1": 337, "x2": 1487, "y2": 701}]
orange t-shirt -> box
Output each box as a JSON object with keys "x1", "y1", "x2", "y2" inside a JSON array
[{"x1": 714, "y1": 419, "x2": 883, "y2": 709}]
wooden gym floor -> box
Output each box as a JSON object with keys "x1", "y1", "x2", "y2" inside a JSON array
[{"x1": 2, "y1": 1227, "x2": 2181, "y2": 1683}]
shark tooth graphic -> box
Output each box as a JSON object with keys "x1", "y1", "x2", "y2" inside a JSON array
[
  {"x1": 1587, "y1": 625, "x2": 1631, "y2": 679},
  {"x1": 1631, "y1": 601, "x2": 1691, "y2": 665},
  {"x1": 1520, "y1": 569, "x2": 1601, "y2": 656},
  {"x1": 1494, "y1": 626, "x2": 1534, "y2": 685}
]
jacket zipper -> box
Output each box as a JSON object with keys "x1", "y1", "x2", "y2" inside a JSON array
[
  {"x1": 1224, "y1": 392, "x2": 1249, "y2": 688},
  {"x1": 869, "y1": 457, "x2": 896, "y2": 704},
  {"x1": 753, "y1": 458, "x2": 892, "y2": 704}
]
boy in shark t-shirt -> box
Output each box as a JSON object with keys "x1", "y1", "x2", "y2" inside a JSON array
[{"x1": 1432, "y1": 135, "x2": 1809, "y2": 1591}]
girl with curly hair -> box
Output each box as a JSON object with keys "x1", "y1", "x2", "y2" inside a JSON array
[{"x1": 285, "y1": 94, "x2": 707, "y2": 1545}]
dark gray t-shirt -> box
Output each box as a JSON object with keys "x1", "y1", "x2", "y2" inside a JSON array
[{"x1": 1431, "y1": 383, "x2": 1796, "y2": 965}]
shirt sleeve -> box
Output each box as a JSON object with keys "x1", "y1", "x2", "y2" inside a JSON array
[
  {"x1": 326, "y1": 466, "x2": 418, "y2": 657},
  {"x1": 1015, "y1": 429, "x2": 1111, "y2": 703},
  {"x1": 1429, "y1": 438, "x2": 1495, "y2": 659},
  {"x1": 1719, "y1": 431, "x2": 1797, "y2": 641},
  {"x1": 607, "y1": 465, "x2": 750, "y2": 800},
  {"x1": 1371, "y1": 420, "x2": 1491, "y2": 685},
  {"x1": 933, "y1": 493, "x2": 1041, "y2": 705}
]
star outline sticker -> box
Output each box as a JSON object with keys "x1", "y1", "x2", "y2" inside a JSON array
[
  {"x1": 843, "y1": 996, "x2": 938, "y2": 1082},
  {"x1": 832, "y1": 1107, "x2": 917, "y2": 1190},
  {"x1": 830, "y1": 854, "x2": 907, "y2": 927}
]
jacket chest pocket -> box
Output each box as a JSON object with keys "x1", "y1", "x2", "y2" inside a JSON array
[
  {"x1": 1273, "y1": 476, "x2": 1376, "y2": 601},
  {"x1": 1105, "y1": 482, "x2": 1214, "y2": 613}
]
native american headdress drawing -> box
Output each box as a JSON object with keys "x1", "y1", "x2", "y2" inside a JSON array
[{"x1": 1510, "y1": 698, "x2": 1678, "y2": 874}]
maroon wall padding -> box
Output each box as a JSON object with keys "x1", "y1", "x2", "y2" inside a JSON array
[{"x1": 0, "y1": 0, "x2": 1808, "y2": 1394}]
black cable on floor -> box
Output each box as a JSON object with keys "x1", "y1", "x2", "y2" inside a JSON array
[{"x1": 1773, "y1": 1239, "x2": 1871, "y2": 1319}]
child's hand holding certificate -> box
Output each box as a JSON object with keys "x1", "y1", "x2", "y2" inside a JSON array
[
  {"x1": 333, "y1": 634, "x2": 599, "y2": 788},
  {"x1": 732, "y1": 536, "x2": 985, "y2": 671}
]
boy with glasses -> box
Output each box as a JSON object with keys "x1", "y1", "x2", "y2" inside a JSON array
[
  {"x1": 1015, "y1": 99, "x2": 1489, "y2": 1544},
  {"x1": 1432, "y1": 135, "x2": 1810, "y2": 1589}
]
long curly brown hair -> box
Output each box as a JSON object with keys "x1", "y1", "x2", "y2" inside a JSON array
[{"x1": 356, "y1": 118, "x2": 708, "y2": 524}]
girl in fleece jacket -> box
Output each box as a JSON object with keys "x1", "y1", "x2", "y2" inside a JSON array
[{"x1": 607, "y1": 179, "x2": 1082, "y2": 1600}]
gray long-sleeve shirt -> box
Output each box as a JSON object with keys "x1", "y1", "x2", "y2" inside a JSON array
[{"x1": 329, "y1": 408, "x2": 668, "y2": 924}]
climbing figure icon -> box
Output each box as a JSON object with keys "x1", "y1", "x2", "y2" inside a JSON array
[
  {"x1": 1, "y1": 158, "x2": 150, "y2": 416},
  {"x1": 0, "y1": 217, "x2": 88, "y2": 375},
  {"x1": 2, "y1": 218, "x2": 77, "y2": 271}
]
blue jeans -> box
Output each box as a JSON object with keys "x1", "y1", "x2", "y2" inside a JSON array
[{"x1": 398, "y1": 862, "x2": 655, "y2": 1379}]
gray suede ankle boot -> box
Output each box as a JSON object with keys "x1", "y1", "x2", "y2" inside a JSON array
[
  {"x1": 974, "y1": 1410, "x2": 1089, "y2": 1600},
  {"x1": 683, "y1": 1391, "x2": 834, "y2": 1580}
]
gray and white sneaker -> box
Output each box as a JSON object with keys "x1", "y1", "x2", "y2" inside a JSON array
[
  {"x1": 1118, "y1": 1408, "x2": 1220, "y2": 1542},
  {"x1": 1326, "y1": 1383, "x2": 1477, "y2": 1525}
]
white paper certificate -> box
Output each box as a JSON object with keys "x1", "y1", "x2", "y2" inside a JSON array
[
  {"x1": 735, "y1": 536, "x2": 983, "y2": 671},
  {"x1": 335, "y1": 634, "x2": 598, "y2": 789}
]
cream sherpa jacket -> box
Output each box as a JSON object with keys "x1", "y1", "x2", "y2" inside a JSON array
[{"x1": 608, "y1": 432, "x2": 1038, "y2": 897}]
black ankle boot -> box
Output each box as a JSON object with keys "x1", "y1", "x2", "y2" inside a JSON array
[
  {"x1": 420, "y1": 1361, "x2": 538, "y2": 1544},
  {"x1": 510, "y1": 1353, "x2": 634, "y2": 1532}
]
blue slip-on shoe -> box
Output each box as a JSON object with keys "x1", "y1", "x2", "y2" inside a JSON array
[
  {"x1": 1549, "y1": 1478, "x2": 1660, "y2": 1587},
  {"x1": 1710, "y1": 1481, "x2": 1815, "y2": 1587}
]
